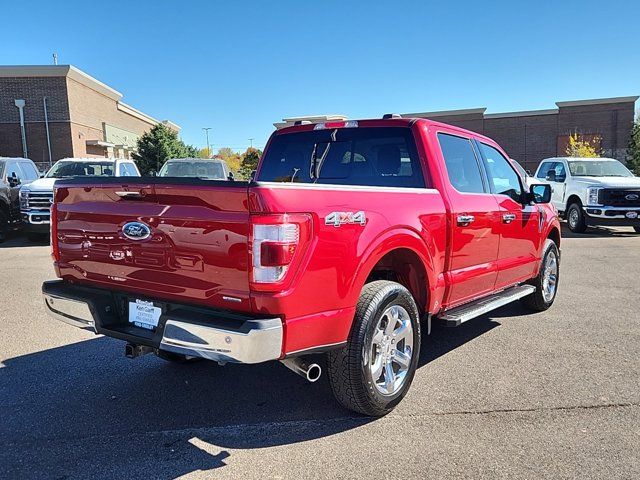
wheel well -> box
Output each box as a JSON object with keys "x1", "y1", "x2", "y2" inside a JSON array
[
  {"x1": 364, "y1": 248, "x2": 428, "y2": 313},
  {"x1": 547, "y1": 227, "x2": 560, "y2": 248},
  {"x1": 565, "y1": 195, "x2": 582, "y2": 211}
]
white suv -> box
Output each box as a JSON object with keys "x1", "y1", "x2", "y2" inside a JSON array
[{"x1": 534, "y1": 157, "x2": 640, "y2": 233}]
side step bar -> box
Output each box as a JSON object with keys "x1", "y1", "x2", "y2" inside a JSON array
[{"x1": 437, "y1": 285, "x2": 536, "y2": 327}]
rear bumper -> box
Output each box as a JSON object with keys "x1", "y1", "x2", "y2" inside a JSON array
[{"x1": 42, "y1": 280, "x2": 283, "y2": 364}]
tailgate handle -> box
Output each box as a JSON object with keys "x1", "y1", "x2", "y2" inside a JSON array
[{"x1": 116, "y1": 191, "x2": 145, "y2": 199}]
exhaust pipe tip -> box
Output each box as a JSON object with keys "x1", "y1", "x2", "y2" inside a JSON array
[
  {"x1": 305, "y1": 363, "x2": 322, "y2": 382},
  {"x1": 280, "y1": 357, "x2": 322, "y2": 383}
]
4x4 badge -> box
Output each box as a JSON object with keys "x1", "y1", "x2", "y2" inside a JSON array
[{"x1": 325, "y1": 211, "x2": 366, "y2": 227}]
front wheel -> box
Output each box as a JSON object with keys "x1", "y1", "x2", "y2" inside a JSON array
[
  {"x1": 327, "y1": 280, "x2": 421, "y2": 417},
  {"x1": 633, "y1": 226, "x2": 640, "y2": 234},
  {"x1": 567, "y1": 203, "x2": 587, "y2": 233},
  {"x1": 521, "y1": 239, "x2": 560, "y2": 312}
]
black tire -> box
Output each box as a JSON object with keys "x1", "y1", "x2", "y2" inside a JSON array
[
  {"x1": 566, "y1": 203, "x2": 587, "y2": 233},
  {"x1": 521, "y1": 239, "x2": 560, "y2": 312},
  {"x1": 634, "y1": 226, "x2": 640, "y2": 234},
  {"x1": 327, "y1": 280, "x2": 421, "y2": 417},
  {"x1": 154, "y1": 349, "x2": 201, "y2": 364},
  {"x1": 0, "y1": 209, "x2": 7, "y2": 243}
]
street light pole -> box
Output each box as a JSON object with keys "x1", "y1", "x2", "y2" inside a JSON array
[
  {"x1": 248, "y1": 138, "x2": 254, "y2": 148},
  {"x1": 202, "y1": 127, "x2": 212, "y2": 157}
]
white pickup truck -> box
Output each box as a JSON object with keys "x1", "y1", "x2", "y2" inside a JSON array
[{"x1": 534, "y1": 157, "x2": 640, "y2": 233}]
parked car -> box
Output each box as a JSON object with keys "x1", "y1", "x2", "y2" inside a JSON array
[
  {"x1": 43, "y1": 117, "x2": 560, "y2": 416},
  {"x1": 20, "y1": 158, "x2": 140, "y2": 240},
  {"x1": 0, "y1": 157, "x2": 40, "y2": 242},
  {"x1": 534, "y1": 156, "x2": 640, "y2": 233},
  {"x1": 158, "y1": 158, "x2": 231, "y2": 180}
]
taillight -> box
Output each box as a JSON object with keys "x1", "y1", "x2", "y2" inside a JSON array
[
  {"x1": 250, "y1": 214, "x2": 311, "y2": 289},
  {"x1": 50, "y1": 202, "x2": 60, "y2": 262}
]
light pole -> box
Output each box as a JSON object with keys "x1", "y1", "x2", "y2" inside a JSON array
[
  {"x1": 203, "y1": 127, "x2": 212, "y2": 157},
  {"x1": 248, "y1": 138, "x2": 254, "y2": 149}
]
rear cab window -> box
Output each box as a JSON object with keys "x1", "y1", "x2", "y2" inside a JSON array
[
  {"x1": 257, "y1": 127, "x2": 426, "y2": 188},
  {"x1": 437, "y1": 133, "x2": 486, "y2": 194}
]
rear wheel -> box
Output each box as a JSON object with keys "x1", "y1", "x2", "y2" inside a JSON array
[
  {"x1": 521, "y1": 239, "x2": 560, "y2": 311},
  {"x1": 567, "y1": 203, "x2": 587, "y2": 233},
  {"x1": 327, "y1": 280, "x2": 421, "y2": 417}
]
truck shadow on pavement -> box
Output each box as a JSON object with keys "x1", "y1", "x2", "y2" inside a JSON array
[{"x1": 1, "y1": 310, "x2": 506, "y2": 479}]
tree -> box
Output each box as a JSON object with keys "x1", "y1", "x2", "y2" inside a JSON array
[
  {"x1": 132, "y1": 124, "x2": 198, "y2": 175},
  {"x1": 198, "y1": 147, "x2": 212, "y2": 158},
  {"x1": 627, "y1": 116, "x2": 640, "y2": 175},
  {"x1": 214, "y1": 147, "x2": 242, "y2": 175},
  {"x1": 565, "y1": 132, "x2": 601, "y2": 158},
  {"x1": 239, "y1": 147, "x2": 262, "y2": 180}
]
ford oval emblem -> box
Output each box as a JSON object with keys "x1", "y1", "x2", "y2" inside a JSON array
[
  {"x1": 122, "y1": 221, "x2": 151, "y2": 241},
  {"x1": 625, "y1": 194, "x2": 639, "y2": 201}
]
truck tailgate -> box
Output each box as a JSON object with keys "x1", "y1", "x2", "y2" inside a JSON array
[{"x1": 54, "y1": 179, "x2": 252, "y2": 311}]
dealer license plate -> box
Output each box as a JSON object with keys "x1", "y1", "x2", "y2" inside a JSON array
[{"x1": 128, "y1": 299, "x2": 161, "y2": 330}]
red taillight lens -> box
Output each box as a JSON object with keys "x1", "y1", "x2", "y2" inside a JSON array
[
  {"x1": 260, "y1": 242, "x2": 297, "y2": 267},
  {"x1": 50, "y1": 202, "x2": 60, "y2": 262},
  {"x1": 250, "y1": 214, "x2": 311, "y2": 289}
]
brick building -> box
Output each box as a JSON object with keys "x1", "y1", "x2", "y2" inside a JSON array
[
  {"x1": 0, "y1": 65, "x2": 178, "y2": 169},
  {"x1": 275, "y1": 96, "x2": 638, "y2": 172}
]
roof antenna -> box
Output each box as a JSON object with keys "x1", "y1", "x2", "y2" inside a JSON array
[{"x1": 52, "y1": 53, "x2": 58, "y2": 65}]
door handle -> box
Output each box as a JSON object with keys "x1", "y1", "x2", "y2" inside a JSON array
[
  {"x1": 116, "y1": 191, "x2": 145, "y2": 199},
  {"x1": 456, "y1": 214, "x2": 475, "y2": 226},
  {"x1": 502, "y1": 213, "x2": 517, "y2": 224}
]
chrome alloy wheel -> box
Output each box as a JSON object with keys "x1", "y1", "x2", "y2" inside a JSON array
[
  {"x1": 541, "y1": 250, "x2": 558, "y2": 302},
  {"x1": 568, "y1": 208, "x2": 579, "y2": 229},
  {"x1": 369, "y1": 305, "x2": 414, "y2": 396}
]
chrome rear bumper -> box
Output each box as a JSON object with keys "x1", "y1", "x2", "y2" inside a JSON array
[
  {"x1": 44, "y1": 293, "x2": 95, "y2": 329},
  {"x1": 42, "y1": 282, "x2": 283, "y2": 364}
]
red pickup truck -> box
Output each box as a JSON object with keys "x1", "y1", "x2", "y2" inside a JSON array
[{"x1": 43, "y1": 117, "x2": 560, "y2": 416}]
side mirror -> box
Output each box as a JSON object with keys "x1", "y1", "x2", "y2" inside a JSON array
[
  {"x1": 525, "y1": 169, "x2": 532, "y2": 176},
  {"x1": 8, "y1": 173, "x2": 21, "y2": 187},
  {"x1": 545, "y1": 170, "x2": 556, "y2": 182},
  {"x1": 227, "y1": 172, "x2": 235, "y2": 181},
  {"x1": 250, "y1": 169, "x2": 257, "y2": 182},
  {"x1": 529, "y1": 184, "x2": 552, "y2": 204}
]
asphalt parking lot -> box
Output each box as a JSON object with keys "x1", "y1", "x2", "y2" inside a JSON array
[{"x1": 1, "y1": 225, "x2": 639, "y2": 479}]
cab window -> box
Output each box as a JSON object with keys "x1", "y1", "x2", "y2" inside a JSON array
[
  {"x1": 437, "y1": 133, "x2": 485, "y2": 194},
  {"x1": 479, "y1": 143, "x2": 523, "y2": 202}
]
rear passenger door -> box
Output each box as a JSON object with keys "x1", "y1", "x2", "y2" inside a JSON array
[
  {"x1": 477, "y1": 142, "x2": 540, "y2": 289},
  {"x1": 437, "y1": 132, "x2": 501, "y2": 307}
]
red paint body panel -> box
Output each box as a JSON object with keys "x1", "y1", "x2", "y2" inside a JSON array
[{"x1": 52, "y1": 118, "x2": 560, "y2": 357}]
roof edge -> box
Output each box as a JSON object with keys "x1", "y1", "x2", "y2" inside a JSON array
[{"x1": 556, "y1": 96, "x2": 639, "y2": 107}]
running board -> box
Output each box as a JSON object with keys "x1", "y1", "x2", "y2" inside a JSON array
[{"x1": 437, "y1": 285, "x2": 536, "y2": 327}]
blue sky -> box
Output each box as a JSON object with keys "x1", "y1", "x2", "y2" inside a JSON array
[{"x1": 2, "y1": 0, "x2": 638, "y2": 152}]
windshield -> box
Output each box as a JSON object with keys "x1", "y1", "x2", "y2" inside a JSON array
[
  {"x1": 158, "y1": 161, "x2": 226, "y2": 179},
  {"x1": 46, "y1": 161, "x2": 116, "y2": 178},
  {"x1": 568, "y1": 160, "x2": 633, "y2": 177}
]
